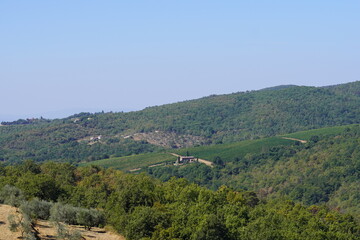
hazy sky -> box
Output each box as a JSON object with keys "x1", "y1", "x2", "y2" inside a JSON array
[{"x1": 1, "y1": 1, "x2": 359, "y2": 121}]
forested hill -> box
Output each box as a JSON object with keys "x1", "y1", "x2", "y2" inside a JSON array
[
  {"x1": 1, "y1": 81, "x2": 360, "y2": 163},
  {"x1": 129, "y1": 81, "x2": 360, "y2": 140}
]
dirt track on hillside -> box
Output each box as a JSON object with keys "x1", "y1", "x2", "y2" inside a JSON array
[{"x1": 281, "y1": 137, "x2": 307, "y2": 143}]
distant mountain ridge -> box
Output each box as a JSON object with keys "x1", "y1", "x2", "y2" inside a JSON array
[{"x1": 1, "y1": 81, "x2": 360, "y2": 163}]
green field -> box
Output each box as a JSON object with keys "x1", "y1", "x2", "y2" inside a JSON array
[
  {"x1": 176, "y1": 125, "x2": 355, "y2": 162},
  {"x1": 84, "y1": 124, "x2": 354, "y2": 171},
  {"x1": 80, "y1": 152, "x2": 176, "y2": 171},
  {"x1": 280, "y1": 124, "x2": 357, "y2": 140}
]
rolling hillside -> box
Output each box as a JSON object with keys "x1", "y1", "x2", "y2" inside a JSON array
[
  {"x1": 148, "y1": 124, "x2": 360, "y2": 219},
  {"x1": 1, "y1": 81, "x2": 360, "y2": 164},
  {"x1": 81, "y1": 124, "x2": 360, "y2": 219},
  {"x1": 83, "y1": 124, "x2": 353, "y2": 172}
]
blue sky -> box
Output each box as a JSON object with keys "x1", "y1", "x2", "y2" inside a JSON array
[{"x1": 0, "y1": 1, "x2": 359, "y2": 120}]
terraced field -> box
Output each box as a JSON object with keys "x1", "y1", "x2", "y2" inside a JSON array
[{"x1": 81, "y1": 152, "x2": 176, "y2": 171}]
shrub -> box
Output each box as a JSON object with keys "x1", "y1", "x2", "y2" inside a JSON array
[
  {"x1": 50, "y1": 202, "x2": 104, "y2": 229},
  {"x1": 50, "y1": 203, "x2": 77, "y2": 225},
  {"x1": 8, "y1": 213, "x2": 36, "y2": 239},
  {"x1": 0, "y1": 185, "x2": 25, "y2": 207},
  {"x1": 76, "y1": 208, "x2": 104, "y2": 230},
  {"x1": 20, "y1": 198, "x2": 53, "y2": 220},
  {"x1": 55, "y1": 222, "x2": 82, "y2": 240}
]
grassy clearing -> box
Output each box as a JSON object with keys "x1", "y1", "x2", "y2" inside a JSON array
[
  {"x1": 80, "y1": 152, "x2": 176, "y2": 171},
  {"x1": 281, "y1": 124, "x2": 357, "y2": 140}
]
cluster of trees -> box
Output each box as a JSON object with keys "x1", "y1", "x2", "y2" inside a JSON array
[
  {"x1": 149, "y1": 125, "x2": 360, "y2": 219},
  {"x1": 0, "y1": 185, "x2": 104, "y2": 239},
  {"x1": 1, "y1": 117, "x2": 50, "y2": 126},
  {"x1": 2, "y1": 82, "x2": 360, "y2": 164},
  {"x1": 0, "y1": 161, "x2": 359, "y2": 239}
]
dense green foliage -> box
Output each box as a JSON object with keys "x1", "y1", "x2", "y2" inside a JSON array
[
  {"x1": 2, "y1": 81, "x2": 360, "y2": 163},
  {"x1": 122, "y1": 82, "x2": 360, "y2": 141},
  {"x1": 149, "y1": 125, "x2": 360, "y2": 219},
  {"x1": 0, "y1": 162, "x2": 359, "y2": 239}
]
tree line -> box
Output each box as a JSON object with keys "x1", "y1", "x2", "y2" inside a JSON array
[{"x1": 0, "y1": 161, "x2": 359, "y2": 239}]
